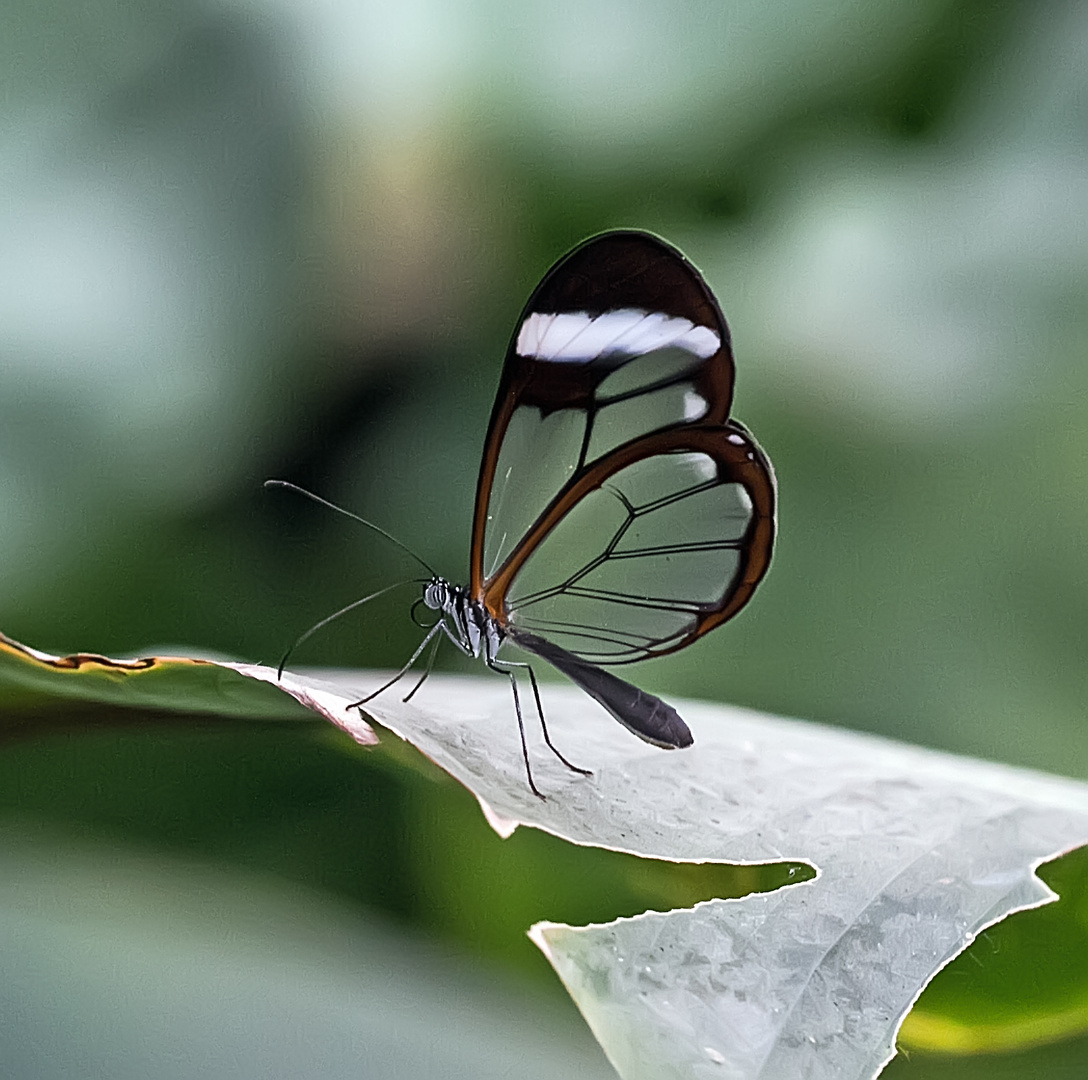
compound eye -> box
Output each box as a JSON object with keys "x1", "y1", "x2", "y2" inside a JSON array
[{"x1": 424, "y1": 581, "x2": 448, "y2": 610}]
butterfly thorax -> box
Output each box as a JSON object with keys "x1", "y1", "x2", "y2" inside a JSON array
[{"x1": 423, "y1": 577, "x2": 504, "y2": 660}]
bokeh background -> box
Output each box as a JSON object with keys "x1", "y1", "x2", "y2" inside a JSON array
[{"x1": 2, "y1": 0, "x2": 1087, "y2": 1076}]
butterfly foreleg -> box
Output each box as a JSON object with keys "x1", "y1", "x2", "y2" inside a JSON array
[
  {"x1": 402, "y1": 628, "x2": 443, "y2": 702},
  {"x1": 348, "y1": 618, "x2": 447, "y2": 709}
]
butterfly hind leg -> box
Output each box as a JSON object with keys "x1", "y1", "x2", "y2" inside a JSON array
[{"x1": 486, "y1": 652, "x2": 593, "y2": 799}]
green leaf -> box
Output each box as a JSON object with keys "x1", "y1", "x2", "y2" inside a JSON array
[
  {"x1": 900, "y1": 845, "x2": 1088, "y2": 1055},
  {"x1": 0, "y1": 630, "x2": 369, "y2": 739}
]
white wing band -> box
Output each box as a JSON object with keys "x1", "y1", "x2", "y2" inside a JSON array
[{"x1": 516, "y1": 309, "x2": 720, "y2": 362}]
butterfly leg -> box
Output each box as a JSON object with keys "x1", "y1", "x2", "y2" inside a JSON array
[
  {"x1": 489, "y1": 653, "x2": 593, "y2": 790},
  {"x1": 485, "y1": 655, "x2": 546, "y2": 800},
  {"x1": 402, "y1": 628, "x2": 444, "y2": 702},
  {"x1": 403, "y1": 623, "x2": 552, "y2": 799},
  {"x1": 348, "y1": 619, "x2": 446, "y2": 708},
  {"x1": 518, "y1": 659, "x2": 593, "y2": 777}
]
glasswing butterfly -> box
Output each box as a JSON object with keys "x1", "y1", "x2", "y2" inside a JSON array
[{"x1": 271, "y1": 230, "x2": 775, "y2": 798}]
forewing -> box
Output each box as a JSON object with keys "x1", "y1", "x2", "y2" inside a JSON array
[{"x1": 470, "y1": 231, "x2": 736, "y2": 593}]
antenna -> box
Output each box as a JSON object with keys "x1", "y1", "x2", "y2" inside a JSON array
[
  {"x1": 275, "y1": 580, "x2": 421, "y2": 677},
  {"x1": 264, "y1": 479, "x2": 437, "y2": 577}
]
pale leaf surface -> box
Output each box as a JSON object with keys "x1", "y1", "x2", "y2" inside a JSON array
[{"x1": 286, "y1": 668, "x2": 1088, "y2": 1080}]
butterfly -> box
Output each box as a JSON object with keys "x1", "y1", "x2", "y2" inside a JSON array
[{"x1": 271, "y1": 230, "x2": 775, "y2": 798}]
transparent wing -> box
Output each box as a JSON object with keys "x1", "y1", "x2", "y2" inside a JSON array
[{"x1": 471, "y1": 231, "x2": 775, "y2": 664}]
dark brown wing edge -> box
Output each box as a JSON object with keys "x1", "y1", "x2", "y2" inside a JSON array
[{"x1": 510, "y1": 628, "x2": 694, "y2": 749}]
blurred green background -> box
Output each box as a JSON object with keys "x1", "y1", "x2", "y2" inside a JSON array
[{"x1": 2, "y1": 0, "x2": 1087, "y2": 1075}]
